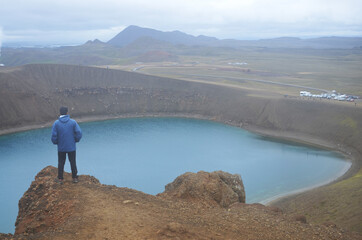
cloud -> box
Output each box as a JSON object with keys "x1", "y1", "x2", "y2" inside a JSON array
[
  {"x1": 0, "y1": 26, "x2": 4, "y2": 56},
  {"x1": 1, "y1": 0, "x2": 361, "y2": 45},
  {"x1": 3, "y1": 27, "x2": 127, "y2": 46},
  {"x1": 0, "y1": 27, "x2": 2, "y2": 56},
  {"x1": 0, "y1": 26, "x2": 2, "y2": 45}
]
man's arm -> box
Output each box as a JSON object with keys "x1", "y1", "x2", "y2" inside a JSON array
[
  {"x1": 51, "y1": 122, "x2": 58, "y2": 144},
  {"x1": 74, "y1": 121, "x2": 82, "y2": 142}
]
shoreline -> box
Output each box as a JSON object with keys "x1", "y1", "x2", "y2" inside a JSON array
[
  {"x1": 260, "y1": 161, "x2": 352, "y2": 205},
  {"x1": 0, "y1": 113, "x2": 360, "y2": 206}
]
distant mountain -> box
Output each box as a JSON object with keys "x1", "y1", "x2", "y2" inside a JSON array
[
  {"x1": 2, "y1": 25, "x2": 362, "y2": 66},
  {"x1": 0, "y1": 39, "x2": 122, "y2": 66},
  {"x1": 83, "y1": 39, "x2": 106, "y2": 46},
  {"x1": 303, "y1": 37, "x2": 362, "y2": 49},
  {"x1": 108, "y1": 25, "x2": 362, "y2": 49},
  {"x1": 107, "y1": 25, "x2": 218, "y2": 47},
  {"x1": 218, "y1": 36, "x2": 362, "y2": 49}
]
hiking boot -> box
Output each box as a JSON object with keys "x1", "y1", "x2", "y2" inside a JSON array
[
  {"x1": 55, "y1": 178, "x2": 63, "y2": 184},
  {"x1": 72, "y1": 178, "x2": 79, "y2": 183}
]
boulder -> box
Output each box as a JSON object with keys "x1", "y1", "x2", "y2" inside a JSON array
[
  {"x1": 294, "y1": 215, "x2": 307, "y2": 224},
  {"x1": 161, "y1": 171, "x2": 245, "y2": 208}
]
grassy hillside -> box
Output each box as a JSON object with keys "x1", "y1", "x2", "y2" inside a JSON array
[
  {"x1": 274, "y1": 168, "x2": 362, "y2": 232},
  {"x1": 130, "y1": 48, "x2": 362, "y2": 96}
]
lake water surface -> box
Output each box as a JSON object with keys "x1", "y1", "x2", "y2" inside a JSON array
[{"x1": 0, "y1": 117, "x2": 350, "y2": 233}]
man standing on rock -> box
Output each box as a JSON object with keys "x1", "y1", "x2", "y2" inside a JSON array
[{"x1": 51, "y1": 106, "x2": 82, "y2": 184}]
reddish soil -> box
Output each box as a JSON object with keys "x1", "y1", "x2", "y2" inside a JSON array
[{"x1": 1, "y1": 166, "x2": 361, "y2": 240}]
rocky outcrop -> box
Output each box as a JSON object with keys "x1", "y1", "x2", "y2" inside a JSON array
[
  {"x1": 2, "y1": 166, "x2": 361, "y2": 239},
  {"x1": 15, "y1": 166, "x2": 100, "y2": 235},
  {"x1": 160, "y1": 171, "x2": 245, "y2": 207}
]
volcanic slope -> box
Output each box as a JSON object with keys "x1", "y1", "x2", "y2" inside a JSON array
[{"x1": 1, "y1": 166, "x2": 361, "y2": 240}]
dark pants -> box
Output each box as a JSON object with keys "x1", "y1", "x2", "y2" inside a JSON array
[{"x1": 58, "y1": 151, "x2": 78, "y2": 179}]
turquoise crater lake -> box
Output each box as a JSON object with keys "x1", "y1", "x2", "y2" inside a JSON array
[{"x1": 0, "y1": 117, "x2": 350, "y2": 233}]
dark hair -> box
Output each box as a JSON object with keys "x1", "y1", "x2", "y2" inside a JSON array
[{"x1": 59, "y1": 106, "x2": 68, "y2": 115}]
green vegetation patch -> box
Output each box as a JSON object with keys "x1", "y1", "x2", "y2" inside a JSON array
[{"x1": 340, "y1": 117, "x2": 358, "y2": 130}]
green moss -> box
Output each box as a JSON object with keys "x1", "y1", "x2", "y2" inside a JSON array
[
  {"x1": 340, "y1": 117, "x2": 358, "y2": 129},
  {"x1": 335, "y1": 169, "x2": 362, "y2": 187}
]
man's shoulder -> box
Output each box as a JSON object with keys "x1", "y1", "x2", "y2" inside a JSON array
[
  {"x1": 69, "y1": 118, "x2": 80, "y2": 125},
  {"x1": 69, "y1": 118, "x2": 77, "y2": 122}
]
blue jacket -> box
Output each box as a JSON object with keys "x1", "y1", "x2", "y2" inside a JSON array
[{"x1": 51, "y1": 115, "x2": 82, "y2": 152}]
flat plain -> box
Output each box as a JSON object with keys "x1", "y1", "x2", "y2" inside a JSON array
[{"x1": 106, "y1": 47, "x2": 362, "y2": 98}]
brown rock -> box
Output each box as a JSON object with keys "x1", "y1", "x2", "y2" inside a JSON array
[
  {"x1": 160, "y1": 170, "x2": 245, "y2": 208},
  {"x1": 14, "y1": 165, "x2": 100, "y2": 235},
  {"x1": 166, "y1": 222, "x2": 187, "y2": 233},
  {"x1": 268, "y1": 206, "x2": 283, "y2": 213},
  {"x1": 323, "y1": 222, "x2": 337, "y2": 228},
  {"x1": 294, "y1": 215, "x2": 307, "y2": 224}
]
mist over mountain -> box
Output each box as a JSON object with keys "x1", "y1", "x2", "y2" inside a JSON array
[
  {"x1": 107, "y1": 25, "x2": 362, "y2": 49},
  {"x1": 1, "y1": 25, "x2": 362, "y2": 67},
  {"x1": 107, "y1": 25, "x2": 218, "y2": 47}
]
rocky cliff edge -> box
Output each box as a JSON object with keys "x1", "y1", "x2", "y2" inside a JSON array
[{"x1": 1, "y1": 166, "x2": 361, "y2": 240}]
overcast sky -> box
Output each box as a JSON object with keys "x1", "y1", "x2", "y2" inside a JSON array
[{"x1": 0, "y1": 0, "x2": 361, "y2": 46}]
